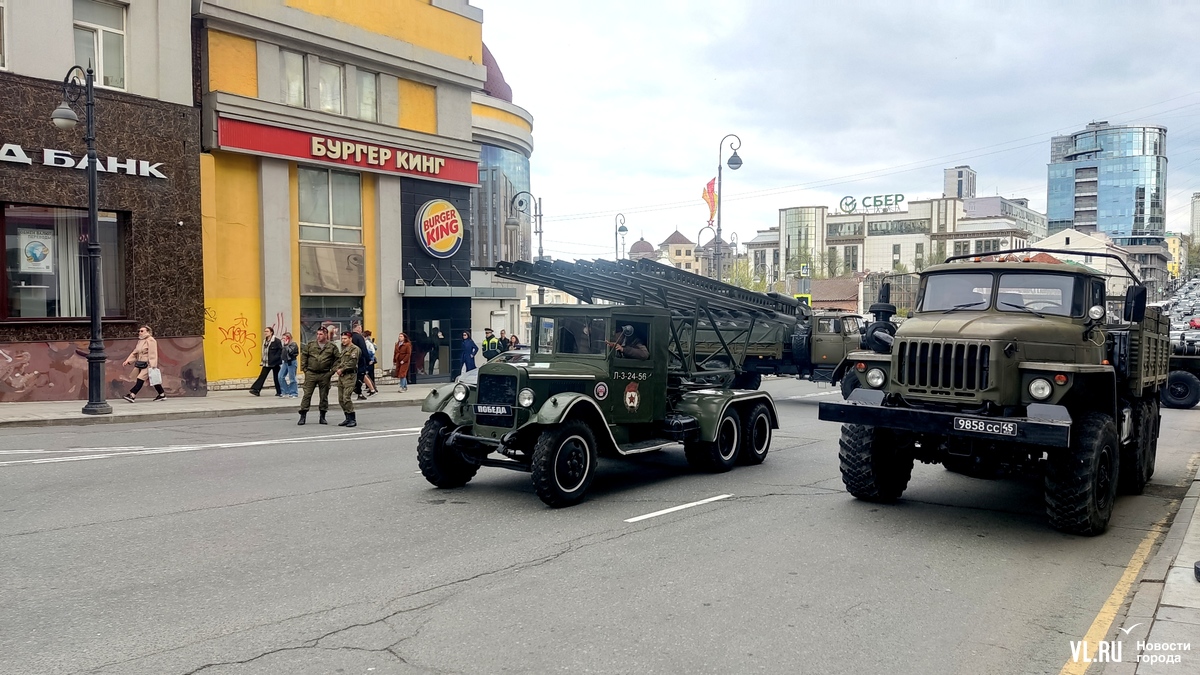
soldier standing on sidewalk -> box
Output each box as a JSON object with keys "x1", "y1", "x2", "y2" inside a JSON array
[
  {"x1": 298, "y1": 326, "x2": 338, "y2": 425},
  {"x1": 334, "y1": 331, "x2": 362, "y2": 427}
]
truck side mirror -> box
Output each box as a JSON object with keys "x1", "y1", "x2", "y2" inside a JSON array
[
  {"x1": 878, "y1": 282, "x2": 891, "y2": 304},
  {"x1": 1123, "y1": 285, "x2": 1147, "y2": 322}
]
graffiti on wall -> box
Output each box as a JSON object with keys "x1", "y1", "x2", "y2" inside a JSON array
[
  {"x1": 0, "y1": 338, "x2": 206, "y2": 402},
  {"x1": 217, "y1": 313, "x2": 258, "y2": 367}
]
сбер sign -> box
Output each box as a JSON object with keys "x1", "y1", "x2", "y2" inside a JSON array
[{"x1": 0, "y1": 142, "x2": 166, "y2": 178}]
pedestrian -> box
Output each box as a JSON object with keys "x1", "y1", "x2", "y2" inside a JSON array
[
  {"x1": 334, "y1": 330, "x2": 362, "y2": 427},
  {"x1": 460, "y1": 330, "x2": 479, "y2": 373},
  {"x1": 509, "y1": 334, "x2": 521, "y2": 350},
  {"x1": 409, "y1": 330, "x2": 426, "y2": 383},
  {"x1": 427, "y1": 328, "x2": 444, "y2": 376},
  {"x1": 279, "y1": 332, "x2": 299, "y2": 398},
  {"x1": 481, "y1": 327, "x2": 501, "y2": 361},
  {"x1": 249, "y1": 327, "x2": 283, "y2": 396},
  {"x1": 297, "y1": 326, "x2": 338, "y2": 425},
  {"x1": 393, "y1": 332, "x2": 411, "y2": 392},
  {"x1": 121, "y1": 325, "x2": 166, "y2": 402},
  {"x1": 499, "y1": 330, "x2": 511, "y2": 353},
  {"x1": 362, "y1": 329, "x2": 379, "y2": 396},
  {"x1": 350, "y1": 324, "x2": 370, "y2": 400}
]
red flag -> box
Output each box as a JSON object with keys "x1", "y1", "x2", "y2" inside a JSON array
[{"x1": 701, "y1": 178, "x2": 717, "y2": 224}]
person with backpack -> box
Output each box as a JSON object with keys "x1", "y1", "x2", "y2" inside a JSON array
[{"x1": 481, "y1": 327, "x2": 501, "y2": 361}]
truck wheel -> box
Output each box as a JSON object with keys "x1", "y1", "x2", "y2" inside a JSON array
[
  {"x1": 732, "y1": 372, "x2": 762, "y2": 390},
  {"x1": 531, "y1": 420, "x2": 598, "y2": 508},
  {"x1": 685, "y1": 408, "x2": 741, "y2": 472},
  {"x1": 838, "y1": 424, "x2": 914, "y2": 502},
  {"x1": 1119, "y1": 399, "x2": 1156, "y2": 495},
  {"x1": 1161, "y1": 371, "x2": 1200, "y2": 409},
  {"x1": 840, "y1": 375, "x2": 860, "y2": 400},
  {"x1": 417, "y1": 417, "x2": 479, "y2": 488},
  {"x1": 1045, "y1": 412, "x2": 1119, "y2": 536},
  {"x1": 738, "y1": 403, "x2": 772, "y2": 465},
  {"x1": 1146, "y1": 398, "x2": 1159, "y2": 480}
]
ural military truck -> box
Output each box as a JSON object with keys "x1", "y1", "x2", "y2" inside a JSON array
[
  {"x1": 418, "y1": 259, "x2": 787, "y2": 507},
  {"x1": 818, "y1": 249, "x2": 1169, "y2": 536},
  {"x1": 1161, "y1": 346, "x2": 1200, "y2": 409}
]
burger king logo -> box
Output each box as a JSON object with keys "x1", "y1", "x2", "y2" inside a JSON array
[{"x1": 416, "y1": 199, "x2": 463, "y2": 259}]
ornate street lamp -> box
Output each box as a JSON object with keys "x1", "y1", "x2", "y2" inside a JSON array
[
  {"x1": 614, "y1": 213, "x2": 628, "y2": 260},
  {"x1": 505, "y1": 191, "x2": 544, "y2": 303},
  {"x1": 52, "y1": 65, "x2": 111, "y2": 415},
  {"x1": 697, "y1": 224, "x2": 716, "y2": 278},
  {"x1": 714, "y1": 134, "x2": 743, "y2": 283}
]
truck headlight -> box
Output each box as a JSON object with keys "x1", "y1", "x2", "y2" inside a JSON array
[
  {"x1": 518, "y1": 388, "x2": 536, "y2": 407},
  {"x1": 453, "y1": 383, "x2": 469, "y2": 401},
  {"x1": 1028, "y1": 378, "x2": 1053, "y2": 400},
  {"x1": 866, "y1": 368, "x2": 886, "y2": 388},
  {"x1": 1088, "y1": 305, "x2": 1105, "y2": 321}
]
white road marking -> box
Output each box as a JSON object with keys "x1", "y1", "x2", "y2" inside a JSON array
[
  {"x1": 624, "y1": 494, "x2": 733, "y2": 523},
  {"x1": 784, "y1": 391, "x2": 839, "y2": 400},
  {"x1": 0, "y1": 428, "x2": 423, "y2": 467}
]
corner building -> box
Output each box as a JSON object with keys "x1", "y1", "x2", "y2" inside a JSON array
[{"x1": 196, "y1": 0, "x2": 534, "y2": 385}]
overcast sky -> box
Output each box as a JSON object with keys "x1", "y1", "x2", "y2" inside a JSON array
[{"x1": 472, "y1": 0, "x2": 1200, "y2": 261}]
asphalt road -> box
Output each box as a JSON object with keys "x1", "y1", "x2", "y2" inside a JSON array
[{"x1": 1, "y1": 378, "x2": 1196, "y2": 675}]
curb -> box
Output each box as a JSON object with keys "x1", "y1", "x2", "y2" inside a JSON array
[{"x1": 0, "y1": 397, "x2": 427, "y2": 429}]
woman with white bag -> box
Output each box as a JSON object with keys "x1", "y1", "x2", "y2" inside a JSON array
[{"x1": 121, "y1": 325, "x2": 166, "y2": 402}]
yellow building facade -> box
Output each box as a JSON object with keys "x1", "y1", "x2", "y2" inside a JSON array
[
  {"x1": 1166, "y1": 234, "x2": 1186, "y2": 279},
  {"x1": 196, "y1": 0, "x2": 533, "y2": 385}
]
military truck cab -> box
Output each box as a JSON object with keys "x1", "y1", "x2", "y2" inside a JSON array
[
  {"x1": 419, "y1": 303, "x2": 779, "y2": 507},
  {"x1": 819, "y1": 250, "x2": 1168, "y2": 535}
]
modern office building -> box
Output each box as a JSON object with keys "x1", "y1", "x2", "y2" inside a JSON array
[
  {"x1": 0, "y1": 0, "x2": 203, "y2": 402},
  {"x1": 1191, "y1": 193, "x2": 1200, "y2": 239},
  {"x1": 944, "y1": 165, "x2": 977, "y2": 199},
  {"x1": 196, "y1": 0, "x2": 535, "y2": 385}
]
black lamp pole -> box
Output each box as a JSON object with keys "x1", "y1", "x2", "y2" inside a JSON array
[
  {"x1": 52, "y1": 66, "x2": 111, "y2": 415},
  {"x1": 505, "y1": 191, "x2": 544, "y2": 303},
  {"x1": 715, "y1": 133, "x2": 743, "y2": 283}
]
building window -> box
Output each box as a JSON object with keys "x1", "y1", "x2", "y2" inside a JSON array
[
  {"x1": 356, "y1": 69, "x2": 377, "y2": 122},
  {"x1": 318, "y1": 60, "x2": 343, "y2": 114},
  {"x1": 299, "y1": 295, "x2": 362, "y2": 344},
  {"x1": 298, "y1": 167, "x2": 361, "y2": 243},
  {"x1": 280, "y1": 49, "x2": 305, "y2": 107},
  {"x1": 73, "y1": 0, "x2": 126, "y2": 89},
  {"x1": 954, "y1": 241, "x2": 970, "y2": 256},
  {"x1": 685, "y1": 249, "x2": 691, "y2": 257},
  {"x1": 843, "y1": 245, "x2": 859, "y2": 273},
  {"x1": 3, "y1": 204, "x2": 126, "y2": 319},
  {"x1": 675, "y1": 248, "x2": 681, "y2": 256},
  {"x1": 0, "y1": 0, "x2": 7, "y2": 70},
  {"x1": 975, "y1": 239, "x2": 1000, "y2": 254},
  {"x1": 684, "y1": 262, "x2": 691, "y2": 270}
]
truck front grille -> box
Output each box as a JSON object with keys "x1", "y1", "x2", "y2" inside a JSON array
[
  {"x1": 895, "y1": 340, "x2": 991, "y2": 393},
  {"x1": 476, "y1": 374, "x2": 517, "y2": 427}
]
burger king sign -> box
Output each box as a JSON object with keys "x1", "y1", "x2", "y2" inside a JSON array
[{"x1": 416, "y1": 199, "x2": 464, "y2": 259}]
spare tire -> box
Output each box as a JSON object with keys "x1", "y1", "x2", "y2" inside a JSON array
[{"x1": 1161, "y1": 370, "x2": 1200, "y2": 409}]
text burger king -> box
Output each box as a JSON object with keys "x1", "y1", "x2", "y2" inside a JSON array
[{"x1": 416, "y1": 199, "x2": 463, "y2": 259}]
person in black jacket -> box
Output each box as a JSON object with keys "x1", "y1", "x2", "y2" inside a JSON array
[
  {"x1": 249, "y1": 327, "x2": 284, "y2": 396},
  {"x1": 351, "y1": 324, "x2": 371, "y2": 400}
]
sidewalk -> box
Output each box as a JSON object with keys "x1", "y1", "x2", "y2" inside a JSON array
[{"x1": 0, "y1": 382, "x2": 442, "y2": 428}]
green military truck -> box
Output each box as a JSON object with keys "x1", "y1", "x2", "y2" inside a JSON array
[
  {"x1": 818, "y1": 249, "x2": 1169, "y2": 536},
  {"x1": 418, "y1": 259, "x2": 787, "y2": 507},
  {"x1": 1161, "y1": 346, "x2": 1200, "y2": 409}
]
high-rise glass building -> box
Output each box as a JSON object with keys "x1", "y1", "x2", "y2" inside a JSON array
[{"x1": 1046, "y1": 121, "x2": 1167, "y2": 243}]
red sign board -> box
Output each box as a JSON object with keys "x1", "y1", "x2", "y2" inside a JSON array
[{"x1": 216, "y1": 117, "x2": 478, "y2": 186}]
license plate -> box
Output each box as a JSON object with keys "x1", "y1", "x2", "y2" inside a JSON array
[
  {"x1": 475, "y1": 404, "x2": 512, "y2": 416},
  {"x1": 953, "y1": 417, "x2": 1017, "y2": 436}
]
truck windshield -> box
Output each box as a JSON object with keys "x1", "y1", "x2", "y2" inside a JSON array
[
  {"x1": 535, "y1": 316, "x2": 608, "y2": 355},
  {"x1": 919, "y1": 273, "x2": 994, "y2": 312},
  {"x1": 996, "y1": 273, "x2": 1079, "y2": 317}
]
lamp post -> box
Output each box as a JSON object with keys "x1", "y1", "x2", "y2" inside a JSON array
[
  {"x1": 714, "y1": 133, "x2": 743, "y2": 283},
  {"x1": 697, "y1": 224, "x2": 716, "y2": 278},
  {"x1": 505, "y1": 191, "x2": 544, "y2": 303},
  {"x1": 52, "y1": 66, "x2": 111, "y2": 416},
  {"x1": 614, "y1": 213, "x2": 628, "y2": 260}
]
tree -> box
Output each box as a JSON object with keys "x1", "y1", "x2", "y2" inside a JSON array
[{"x1": 726, "y1": 259, "x2": 767, "y2": 293}]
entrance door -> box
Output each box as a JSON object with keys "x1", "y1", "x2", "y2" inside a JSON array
[{"x1": 403, "y1": 297, "x2": 469, "y2": 381}]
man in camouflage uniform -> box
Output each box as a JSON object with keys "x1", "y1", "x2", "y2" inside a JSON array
[
  {"x1": 334, "y1": 331, "x2": 362, "y2": 427},
  {"x1": 298, "y1": 326, "x2": 338, "y2": 425}
]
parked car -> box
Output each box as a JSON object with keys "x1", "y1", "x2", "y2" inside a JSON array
[{"x1": 456, "y1": 347, "x2": 531, "y2": 386}]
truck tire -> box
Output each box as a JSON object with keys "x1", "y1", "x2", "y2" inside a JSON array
[
  {"x1": 732, "y1": 372, "x2": 762, "y2": 390},
  {"x1": 531, "y1": 420, "x2": 598, "y2": 508},
  {"x1": 685, "y1": 408, "x2": 741, "y2": 472},
  {"x1": 1161, "y1": 371, "x2": 1200, "y2": 409},
  {"x1": 838, "y1": 424, "x2": 914, "y2": 502},
  {"x1": 418, "y1": 417, "x2": 479, "y2": 488},
  {"x1": 738, "y1": 402, "x2": 772, "y2": 465},
  {"x1": 1119, "y1": 399, "x2": 1156, "y2": 495},
  {"x1": 840, "y1": 374, "x2": 860, "y2": 400},
  {"x1": 1044, "y1": 412, "x2": 1119, "y2": 536}
]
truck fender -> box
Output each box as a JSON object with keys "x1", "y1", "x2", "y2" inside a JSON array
[
  {"x1": 675, "y1": 390, "x2": 779, "y2": 442},
  {"x1": 531, "y1": 392, "x2": 618, "y2": 455},
  {"x1": 421, "y1": 384, "x2": 473, "y2": 426}
]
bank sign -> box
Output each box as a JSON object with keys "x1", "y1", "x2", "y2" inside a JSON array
[
  {"x1": 840, "y1": 193, "x2": 905, "y2": 213},
  {"x1": 0, "y1": 142, "x2": 166, "y2": 178}
]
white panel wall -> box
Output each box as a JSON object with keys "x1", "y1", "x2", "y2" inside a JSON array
[{"x1": 259, "y1": 158, "x2": 293, "y2": 334}]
